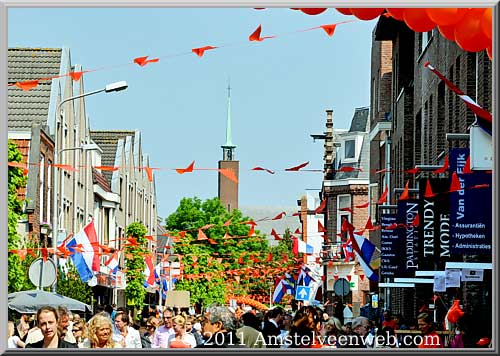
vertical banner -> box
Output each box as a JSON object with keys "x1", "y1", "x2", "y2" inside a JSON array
[
  {"x1": 397, "y1": 199, "x2": 419, "y2": 277},
  {"x1": 380, "y1": 213, "x2": 401, "y2": 278},
  {"x1": 418, "y1": 178, "x2": 451, "y2": 270},
  {"x1": 449, "y1": 148, "x2": 492, "y2": 255}
]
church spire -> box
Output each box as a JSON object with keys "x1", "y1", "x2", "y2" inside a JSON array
[{"x1": 221, "y1": 79, "x2": 236, "y2": 160}]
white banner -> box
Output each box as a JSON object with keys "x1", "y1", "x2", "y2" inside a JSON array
[
  {"x1": 433, "y1": 271, "x2": 446, "y2": 292},
  {"x1": 445, "y1": 269, "x2": 461, "y2": 288},
  {"x1": 461, "y1": 268, "x2": 484, "y2": 282}
]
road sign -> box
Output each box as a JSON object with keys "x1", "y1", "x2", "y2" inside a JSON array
[
  {"x1": 28, "y1": 258, "x2": 56, "y2": 288},
  {"x1": 295, "y1": 286, "x2": 311, "y2": 301},
  {"x1": 371, "y1": 294, "x2": 379, "y2": 308}
]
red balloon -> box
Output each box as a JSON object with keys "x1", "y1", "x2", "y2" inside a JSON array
[
  {"x1": 455, "y1": 8, "x2": 489, "y2": 52},
  {"x1": 486, "y1": 46, "x2": 492, "y2": 61},
  {"x1": 336, "y1": 8, "x2": 353, "y2": 16},
  {"x1": 386, "y1": 8, "x2": 406, "y2": 20},
  {"x1": 481, "y1": 8, "x2": 492, "y2": 39},
  {"x1": 300, "y1": 8, "x2": 327, "y2": 15},
  {"x1": 350, "y1": 8, "x2": 384, "y2": 21},
  {"x1": 403, "y1": 8, "x2": 437, "y2": 32},
  {"x1": 426, "y1": 8, "x2": 468, "y2": 26},
  {"x1": 438, "y1": 24, "x2": 456, "y2": 41}
]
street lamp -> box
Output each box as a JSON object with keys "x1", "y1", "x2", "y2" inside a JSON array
[{"x1": 51, "y1": 81, "x2": 128, "y2": 293}]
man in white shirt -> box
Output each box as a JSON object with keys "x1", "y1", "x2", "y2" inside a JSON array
[
  {"x1": 113, "y1": 311, "x2": 142, "y2": 348},
  {"x1": 151, "y1": 308, "x2": 175, "y2": 348}
]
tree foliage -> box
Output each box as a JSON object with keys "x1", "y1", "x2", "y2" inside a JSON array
[
  {"x1": 124, "y1": 222, "x2": 149, "y2": 310},
  {"x1": 166, "y1": 197, "x2": 297, "y2": 308},
  {"x1": 8, "y1": 140, "x2": 28, "y2": 293},
  {"x1": 56, "y1": 260, "x2": 93, "y2": 304}
]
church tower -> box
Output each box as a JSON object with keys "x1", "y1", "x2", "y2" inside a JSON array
[{"x1": 218, "y1": 82, "x2": 239, "y2": 212}]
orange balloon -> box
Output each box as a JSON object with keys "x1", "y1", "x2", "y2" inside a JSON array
[
  {"x1": 404, "y1": 8, "x2": 437, "y2": 32},
  {"x1": 438, "y1": 24, "x2": 456, "y2": 41},
  {"x1": 426, "y1": 8, "x2": 468, "y2": 26},
  {"x1": 386, "y1": 8, "x2": 405, "y2": 20},
  {"x1": 336, "y1": 8, "x2": 353, "y2": 16},
  {"x1": 455, "y1": 8, "x2": 489, "y2": 52},
  {"x1": 350, "y1": 8, "x2": 384, "y2": 20},
  {"x1": 300, "y1": 8, "x2": 327, "y2": 15},
  {"x1": 481, "y1": 8, "x2": 492, "y2": 39},
  {"x1": 486, "y1": 46, "x2": 492, "y2": 60}
]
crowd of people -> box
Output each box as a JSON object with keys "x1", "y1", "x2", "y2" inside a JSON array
[{"x1": 7, "y1": 303, "x2": 491, "y2": 349}]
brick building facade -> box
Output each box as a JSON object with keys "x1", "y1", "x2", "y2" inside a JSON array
[{"x1": 370, "y1": 15, "x2": 493, "y2": 324}]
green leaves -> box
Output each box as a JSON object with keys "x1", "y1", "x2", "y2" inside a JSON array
[
  {"x1": 8, "y1": 140, "x2": 28, "y2": 293},
  {"x1": 124, "y1": 222, "x2": 149, "y2": 308}
]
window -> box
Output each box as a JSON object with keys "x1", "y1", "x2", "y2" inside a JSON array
[
  {"x1": 336, "y1": 194, "x2": 352, "y2": 240},
  {"x1": 345, "y1": 140, "x2": 355, "y2": 159},
  {"x1": 47, "y1": 160, "x2": 51, "y2": 223},
  {"x1": 39, "y1": 155, "x2": 45, "y2": 223}
]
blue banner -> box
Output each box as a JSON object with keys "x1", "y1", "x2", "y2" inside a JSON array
[
  {"x1": 380, "y1": 213, "x2": 402, "y2": 278},
  {"x1": 397, "y1": 199, "x2": 419, "y2": 277},
  {"x1": 449, "y1": 148, "x2": 492, "y2": 255}
]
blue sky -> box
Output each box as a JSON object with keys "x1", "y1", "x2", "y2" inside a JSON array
[{"x1": 8, "y1": 7, "x2": 377, "y2": 219}]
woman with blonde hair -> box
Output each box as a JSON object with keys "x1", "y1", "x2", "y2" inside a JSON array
[
  {"x1": 71, "y1": 319, "x2": 87, "y2": 348},
  {"x1": 82, "y1": 313, "x2": 122, "y2": 348},
  {"x1": 167, "y1": 315, "x2": 197, "y2": 348},
  {"x1": 8, "y1": 321, "x2": 25, "y2": 348}
]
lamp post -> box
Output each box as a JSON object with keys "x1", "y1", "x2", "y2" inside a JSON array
[{"x1": 51, "y1": 81, "x2": 128, "y2": 293}]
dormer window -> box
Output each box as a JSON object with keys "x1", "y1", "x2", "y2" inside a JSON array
[{"x1": 345, "y1": 140, "x2": 356, "y2": 159}]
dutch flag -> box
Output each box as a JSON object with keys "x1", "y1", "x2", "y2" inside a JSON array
[
  {"x1": 66, "y1": 220, "x2": 100, "y2": 283},
  {"x1": 272, "y1": 277, "x2": 287, "y2": 303},
  {"x1": 105, "y1": 251, "x2": 120, "y2": 274}
]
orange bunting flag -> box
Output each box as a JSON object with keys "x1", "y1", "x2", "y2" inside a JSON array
[
  {"x1": 207, "y1": 238, "x2": 216, "y2": 245},
  {"x1": 285, "y1": 161, "x2": 309, "y2": 171},
  {"x1": 270, "y1": 229, "x2": 281, "y2": 240},
  {"x1": 294, "y1": 228, "x2": 301, "y2": 234},
  {"x1": 292, "y1": 212, "x2": 300, "y2": 216},
  {"x1": 126, "y1": 237, "x2": 139, "y2": 246},
  {"x1": 234, "y1": 275, "x2": 241, "y2": 283},
  {"x1": 179, "y1": 231, "x2": 186, "y2": 238},
  {"x1": 94, "y1": 165, "x2": 119, "y2": 171},
  {"x1": 359, "y1": 274, "x2": 365, "y2": 280},
  {"x1": 463, "y1": 155, "x2": 472, "y2": 174},
  {"x1": 197, "y1": 229, "x2": 208, "y2": 241},
  {"x1": 248, "y1": 24, "x2": 275, "y2": 42},
  {"x1": 407, "y1": 167, "x2": 420, "y2": 174},
  {"x1": 68, "y1": 71, "x2": 86, "y2": 81},
  {"x1": 320, "y1": 24, "x2": 337, "y2": 36},
  {"x1": 8, "y1": 161, "x2": 27, "y2": 169},
  {"x1": 176, "y1": 160, "x2": 195, "y2": 174},
  {"x1": 18, "y1": 249, "x2": 28, "y2": 261},
  {"x1": 346, "y1": 275, "x2": 352, "y2": 282},
  {"x1": 338, "y1": 166, "x2": 361, "y2": 172},
  {"x1": 15, "y1": 80, "x2": 39, "y2": 91},
  {"x1": 364, "y1": 217, "x2": 374, "y2": 230},
  {"x1": 425, "y1": 180, "x2": 436, "y2": 198},
  {"x1": 412, "y1": 213, "x2": 420, "y2": 228},
  {"x1": 223, "y1": 218, "x2": 232, "y2": 227},
  {"x1": 192, "y1": 256, "x2": 198, "y2": 264},
  {"x1": 219, "y1": 168, "x2": 238, "y2": 183},
  {"x1": 399, "y1": 181, "x2": 410, "y2": 200},
  {"x1": 192, "y1": 46, "x2": 218, "y2": 57},
  {"x1": 144, "y1": 167, "x2": 153, "y2": 182},
  {"x1": 272, "y1": 212, "x2": 286, "y2": 220},
  {"x1": 318, "y1": 220, "x2": 327, "y2": 233},
  {"x1": 242, "y1": 220, "x2": 257, "y2": 226},
  {"x1": 471, "y1": 184, "x2": 490, "y2": 189},
  {"x1": 200, "y1": 224, "x2": 215, "y2": 230},
  {"x1": 434, "y1": 156, "x2": 449, "y2": 174},
  {"x1": 339, "y1": 207, "x2": 355, "y2": 214},
  {"x1": 376, "y1": 168, "x2": 389, "y2": 174},
  {"x1": 41, "y1": 248, "x2": 49, "y2": 262},
  {"x1": 145, "y1": 235, "x2": 155, "y2": 242},
  {"x1": 449, "y1": 171, "x2": 462, "y2": 193},
  {"x1": 355, "y1": 202, "x2": 369, "y2": 209},
  {"x1": 314, "y1": 199, "x2": 327, "y2": 214},
  {"x1": 266, "y1": 252, "x2": 273, "y2": 262},
  {"x1": 238, "y1": 255, "x2": 244, "y2": 264},
  {"x1": 377, "y1": 185, "x2": 388, "y2": 204},
  {"x1": 133, "y1": 56, "x2": 160, "y2": 67},
  {"x1": 247, "y1": 225, "x2": 256, "y2": 237},
  {"x1": 252, "y1": 166, "x2": 275, "y2": 174},
  {"x1": 53, "y1": 164, "x2": 78, "y2": 172}
]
